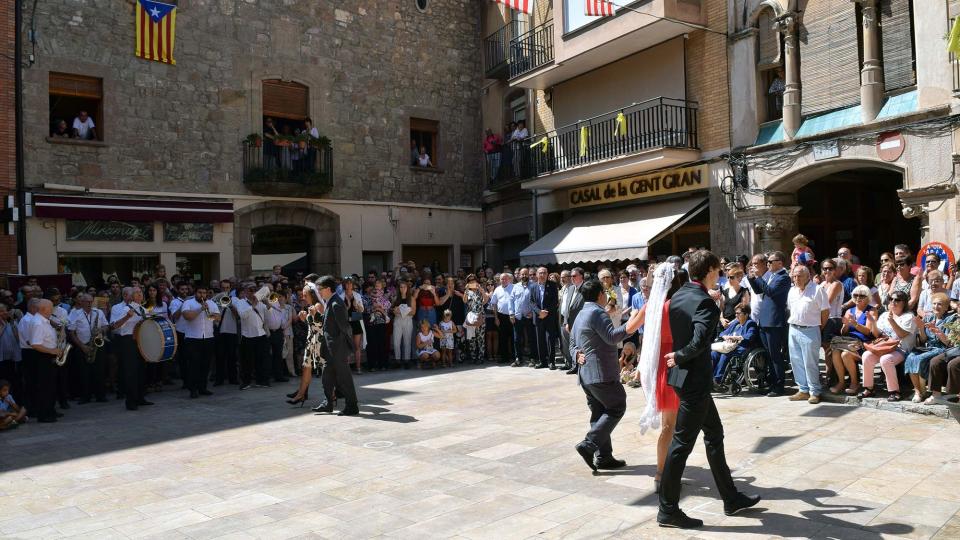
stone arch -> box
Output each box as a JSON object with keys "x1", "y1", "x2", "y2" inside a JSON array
[
  {"x1": 747, "y1": 0, "x2": 786, "y2": 27},
  {"x1": 764, "y1": 157, "x2": 907, "y2": 196},
  {"x1": 234, "y1": 201, "x2": 341, "y2": 278}
]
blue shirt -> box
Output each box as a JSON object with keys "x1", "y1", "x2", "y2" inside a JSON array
[
  {"x1": 631, "y1": 291, "x2": 647, "y2": 335},
  {"x1": 511, "y1": 283, "x2": 534, "y2": 318},
  {"x1": 0, "y1": 322, "x2": 20, "y2": 363}
]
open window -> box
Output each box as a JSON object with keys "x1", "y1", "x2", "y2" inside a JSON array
[
  {"x1": 410, "y1": 118, "x2": 439, "y2": 168},
  {"x1": 755, "y1": 9, "x2": 783, "y2": 123},
  {"x1": 49, "y1": 72, "x2": 103, "y2": 140}
]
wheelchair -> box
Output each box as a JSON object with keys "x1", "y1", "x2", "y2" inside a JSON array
[{"x1": 715, "y1": 347, "x2": 770, "y2": 396}]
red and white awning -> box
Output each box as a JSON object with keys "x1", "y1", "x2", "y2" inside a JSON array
[{"x1": 33, "y1": 194, "x2": 235, "y2": 223}]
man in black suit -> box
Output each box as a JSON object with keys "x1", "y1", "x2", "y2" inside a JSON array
[
  {"x1": 312, "y1": 276, "x2": 359, "y2": 416},
  {"x1": 560, "y1": 267, "x2": 586, "y2": 374},
  {"x1": 658, "y1": 250, "x2": 760, "y2": 529},
  {"x1": 531, "y1": 267, "x2": 559, "y2": 369},
  {"x1": 746, "y1": 252, "x2": 791, "y2": 396}
]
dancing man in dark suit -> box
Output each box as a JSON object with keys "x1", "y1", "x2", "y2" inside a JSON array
[
  {"x1": 312, "y1": 276, "x2": 359, "y2": 416},
  {"x1": 658, "y1": 250, "x2": 760, "y2": 529},
  {"x1": 531, "y1": 267, "x2": 560, "y2": 369},
  {"x1": 569, "y1": 279, "x2": 644, "y2": 471}
]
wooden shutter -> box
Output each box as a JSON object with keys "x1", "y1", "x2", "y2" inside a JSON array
[
  {"x1": 410, "y1": 118, "x2": 438, "y2": 133},
  {"x1": 880, "y1": 0, "x2": 915, "y2": 91},
  {"x1": 757, "y1": 9, "x2": 781, "y2": 68},
  {"x1": 262, "y1": 80, "x2": 308, "y2": 120},
  {"x1": 49, "y1": 73, "x2": 102, "y2": 99},
  {"x1": 799, "y1": 0, "x2": 861, "y2": 115}
]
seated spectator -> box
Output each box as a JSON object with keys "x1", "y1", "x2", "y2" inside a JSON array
[
  {"x1": 0, "y1": 379, "x2": 26, "y2": 429},
  {"x1": 830, "y1": 285, "x2": 875, "y2": 395},
  {"x1": 51, "y1": 119, "x2": 72, "y2": 138},
  {"x1": 916, "y1": 270, "x2": 948, "y2": 318},
  {"x1": 856, "y1": 266, "x2": 881, "y2": 307},
  {"x1": 859, "y1": 291, "x2": 917, "y2": 402},
  {"x1": 711, "y1": 304, "x2": 759, "y2": 383},
  {"x1": 72, "y1": 110, "x2": 97, "y2": 140},
  {"x1": 906, "y1": 292, "x2": 954, "y2": 403},
  {"x1": 416, "y1": 146, "x2": 433, "y2": 168}
]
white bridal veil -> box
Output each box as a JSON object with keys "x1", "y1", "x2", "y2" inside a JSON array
[{"x1": 637, "y1": 263, "x2": 674, "y2": 434}]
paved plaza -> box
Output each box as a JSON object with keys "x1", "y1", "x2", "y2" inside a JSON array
[{"x1": 1, "y1": 365, "x2": 958, "y2": 540}]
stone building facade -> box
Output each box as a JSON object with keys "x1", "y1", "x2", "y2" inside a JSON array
[
  {"x1": 21, "y1": 0, "x2": 485, "y2": 283},
  {"x1": 0, "y1": 0, "x2": 17, "y2": 274}
]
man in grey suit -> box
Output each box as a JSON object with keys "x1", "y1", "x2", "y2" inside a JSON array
[
  {"x1": 569, "y1": 279, "x2": 644, "y2": 471},
  {"x1": 560, "y1": 267, "x2": 586, "y2": 374},
  {"x1": 312, "y1": 275, "x2": 359, "y2": 416}
]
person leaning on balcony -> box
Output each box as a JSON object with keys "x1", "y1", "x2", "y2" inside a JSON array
[
  {"x1": 417, "y1": 146, "x2": 433, "y2": 168},
  {"x1": 263, "y1": 116, "x2": 281, "y2": 168},
  {"x1": 72, "y1": 110, "x2": 97, "y2": 140},
  {"x1": 304, "y1": 117, "x2": 320, "y2": 173},
  {"x1": 483, "y1": 129, "x2": 502, "y2": 181}
]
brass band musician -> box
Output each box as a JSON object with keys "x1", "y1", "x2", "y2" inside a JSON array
[
  {"x1": 67, "y1": 293, "x2": 109, "y2": 403},
  {"x1": 180, "y1": 284, "x2": 221, "y2": 398}
]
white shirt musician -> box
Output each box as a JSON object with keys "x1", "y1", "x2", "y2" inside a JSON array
[
  {"x1": 110, "y1": 298, "x2": 144, "y2": 336},
  {"x1": 180, "y1": 296, "x2": 221, "y2": 340},
  {"x1": 17, "y1": 309, "x2": 36, "y2": 350},
  {"x1": 67, "y1": 296, "x2": 108, "y2": 346},
  {"x1": 29, "y1": 311, "x2": 57, "y2": 351},
  {"x1": 234, "y1": 296, "x2": 267, "y2": 339},
  {"x1": 265, "y1": 300, "x2": 285, "y2": 332}
]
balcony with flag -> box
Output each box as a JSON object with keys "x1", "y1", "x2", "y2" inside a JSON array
[
  {"x1": 515, "y1": 96, "x2": 699, "y2": 191},
  {"x1": 241, "y1": 137, "x2": 333, "y2": 198},
  {"x1": 508, "y1": 0, "x2": 704, "y2": 89}
]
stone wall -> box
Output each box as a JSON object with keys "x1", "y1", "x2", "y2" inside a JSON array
[{"x1": 21, "y1": 0, "x2": 484, "y2": 208}]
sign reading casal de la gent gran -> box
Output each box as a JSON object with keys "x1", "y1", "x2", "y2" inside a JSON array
[{"x1": 567, "y1": 165, "x2": 708, "y2": 208}]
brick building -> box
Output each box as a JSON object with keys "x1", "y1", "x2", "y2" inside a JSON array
[
  {"x1": 479, "y1": 0, "x2": 734, "y2": 268},
  {"x1": 0, "y1": 0, "x2": 18, "y2": 274},
  {"x1": 19, "y1": 0, "x2": 485, "y2": 286}
]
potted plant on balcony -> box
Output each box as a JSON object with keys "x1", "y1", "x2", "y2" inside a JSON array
[
  {"x1": 243, "y1": 133, "x2": 262, "y2": 148},
  {"x1": 309, "y1": 135, "x2": 332, "y2": 149},
  {"x1": 273, "y1": 134, "x2": 293, "y2": 148},
  {"x1": 294, "y1": 132, "x2": 310, "y2": 150}
]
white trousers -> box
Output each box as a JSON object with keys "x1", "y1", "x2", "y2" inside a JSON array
[{"x1": 392, "y1": 316, "x2": 414, "y2": 361}]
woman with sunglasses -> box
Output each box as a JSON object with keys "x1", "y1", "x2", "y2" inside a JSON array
[
  {"x1": 859, "y1": 291, "x2": 917, "y2": 401},
  {"x1": 830, "y1": 285, "x2": 875, "y2": 395},
  {"x1": 906, "y1": 292, "x2": 954, "y2": 403},
  {"x1": 876, "y1": 263, "x2": 896, "y2": 311},
  {"x1": 819, "y1": 259, "x2": 845, "y2": 384}
]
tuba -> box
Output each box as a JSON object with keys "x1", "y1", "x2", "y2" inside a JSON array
[
  {"x1": 88, "y1": 311, "x2": 105, "y2": 364},
  {"x1": 52, "y1": 316, "x2": 71, "y2": 367},
  {"x1": 213, "y1": 293, "x2": 232, "y2": 308}
]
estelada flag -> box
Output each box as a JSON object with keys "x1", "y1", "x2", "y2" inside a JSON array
[{"x1": 136, "y1": 0, "x2": 177, "y2": 65}]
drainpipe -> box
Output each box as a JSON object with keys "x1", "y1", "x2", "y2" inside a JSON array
[{"x1": 857, "y1": 0, "x2": 884, "y2": 123}]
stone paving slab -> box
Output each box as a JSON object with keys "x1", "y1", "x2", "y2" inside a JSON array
[{"x1": 1, "y1": 364, "x2": 957, "y2": 539}]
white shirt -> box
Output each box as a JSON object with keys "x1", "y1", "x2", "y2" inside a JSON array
[
  {"x1": 488, "y1": 284, "x2": 514, "y2": 315},
  {"x1": 745, "y1": 270, "x2": 772, "y2": 323},
  {"x1": 787, "y1": 281, "x2": 829, "y2": 327},
  {"x1": 265, "y1": 302, "x2": 285, "y2": 331},
  {"x1": 67, "y1": 308, "x2": 108, "y2": 344},
  {"x1": 73, "y1": 116, "x2": 95, "y2": 139},
  {"x1": 877, "y1": 311, "x2": 918, "y2": 351},
  {"x1": 110, "y1": 302, "x2": 144, "y2": 336},
  {"x1": 417, "y1": 154, "x2": 431, "y2": 167},
  {"x1": 234, "y1": 298, "x2": 267, "y2": 338},
  {"x1": 169, "y1": 297, "x2": 187, "y2": 324},
  {"x1": 179, "y1": 298, "x2": 219, "y2": 339},
  {"x1": 30, "y1": 316, "x2": 57, "y2": 349},
  {"x1": 17, "y1": 312, "x2": 35, "y2": 349},
  {"x1": 512, "y1": 127, "x2": 528, "y2": 141},
  {"x1": 219, "y1": 296, "x2": 238, "y2": 334}
]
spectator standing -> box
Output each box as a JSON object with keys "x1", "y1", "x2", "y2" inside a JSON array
[
  {"x1": 510, "y1": 268, "x2": 535, "y2": 367},
  {"x1": 786, "y1": 266, "x2": 829, "y2": 404},
  {"x1": 747, "y1": 252, "x2": 791, "y2": 396},
  {"x1": 483, "y1": 129, "x2": 502, "y2": 181},
  {"x1": 364, "y1": 280, "x2": 391, "y2": 371},
  {"x1": 489, "y1": 273, "x2": 515, "y2": 363}
]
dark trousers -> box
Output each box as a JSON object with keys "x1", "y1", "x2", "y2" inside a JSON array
[
  {"x1": 240, "y1": 335, "x2": 270, "y2": 385},
  {"x1": 659, "y1": 391, "x2": 739, "y2": 515},
  {"x1": 760, "y1": 326, "x2": 788, "y2": 392},
  {"x1": 560, "y1": 323, "x2": 572, "y2": 368},
  {"x1": 535, "y1": 318, "x2": 558, "y2": 366},
  {"x1": 79, "y1": 348, "x2": 106, "y2": 401},
  {"x1": 175, "y1": 332, "x2": 187, "y2": 382},
  {"x1": 512, "y1": 317, "x2": 534, "y2": 362},
  {"x1": 321, "y1": 357, "x2": 358, "y2": 407},
  {"x1": 21, "y1": 348, "x2": 38, "y2": 412},
  {"x1": 119, "y1": 335, "x2": 145, "y2": 409},
  {"x1": 215, "y1": 332, "x2": 239, "y2": 384},
  {"x1": 929, "y1": 354, "x2": 960, "y2": 394},
  {"x1": 269, "y1": 330, "x2": 286, "y2": 379},
  {"x1": 366, "y1": 324, "x2": 389, "y2": 370},
  {"x1": 56, "y1": 349, "x2": 77, "y2": 405},
  {"x1": 185, "y1": 338, "x2": 214, "y2": 392},
  {"x1": 496, "y1": 313, "x2": 514, "y2": 361},
  {"x1": 35, "y1": 352, "x2": 58, "y2": 420},
  {"x1": 581, "y1": 381, "x2": 626, "y2": 458}
]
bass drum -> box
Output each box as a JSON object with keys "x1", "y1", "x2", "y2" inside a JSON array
[{"x1": 135, "y1": 317, "x2": 178, "y2": 363}]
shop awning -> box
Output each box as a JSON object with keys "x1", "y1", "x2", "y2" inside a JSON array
[
  {"x1": 519, "y1": 196, "x2": 707, "y2": 265},
  {"x1": 33, "y1": 195, "x2": 235, "y2": 223}
]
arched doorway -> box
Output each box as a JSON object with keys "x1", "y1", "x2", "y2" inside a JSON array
[
  {"x1": 234, "y1": 202, "x2": 340, "y2": 279},
  {"x1": 796, "y1": 167, "x2": 920, "y2": 267}
]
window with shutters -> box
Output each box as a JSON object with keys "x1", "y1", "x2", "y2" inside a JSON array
[
  {"x1": 48, "y1": 72, "x2": 103, "y2": 141},
  {"x1": 756, "y1": 8, "x2": 784, "y2": 122},
  {"x1": 878, "y1": 0, "x2": 915, "y2": 92},
  {"x1": 261, "y1": 80, "x2": 309, "y2": 136},
  {"x1": 799, "y1": 0, "x2": 863, "y2": 116},
  {"x1": 410, "y1": 118, "x2": 439, "y2": 168}
]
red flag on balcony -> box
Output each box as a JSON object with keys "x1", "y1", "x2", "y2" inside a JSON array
[
  {"x1": 585, "y1": 0, "x2": 616, "y2": 17},
  {"x1": 493, "y1": 0, "x2": 534, "y2": 15}
]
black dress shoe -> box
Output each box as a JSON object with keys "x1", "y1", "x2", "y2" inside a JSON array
[
  {"x1": 77, "y1": 398, "x2": 91, "y2": 405},
  {"x1": 724, "y1": 493, "x2": 761, "y2": 516},
  {"x1": 96, "y1": 397, "x2": 109, "y2": 403},
  {"x1": 566, "y1": 366, "x2": 579, "y2": 375},
  {"x1": 535, "y1": 363, "x2": 548, "y2": 369},
  {"x1": 59, "y1": 401, "x2": 71, "y2": 410},
  {"x1": 595, "y1": 456, "x2": 627, "y2": 470},
  {"x1": 126, "y1": 405, "x2": 139, "y2": 411},
  {"x1": 337, "y1": 408, "x2": 360, "y2": 416},
  {"x1": 213, "y1": 381, "x2": 224, "y2": 387},
  {"x1": 189, "y1": 390, "x2": 199, "y2": 399},
  {"x1": 657, "y1": 510, "x2": 703, "y2": 529},
  {"x1": 548, "y1": 365, "x2": 557, "y2": 370},
  {"x1": 766, "y1": 390, "x2": 783, "y2": 397},
  {"x1": 575, "y1": 441, "x2": 599, "y2": 472},
  {"x1": 138, "y1": 400, "x2": 154, "y2": 406},
  {"x1": 55, "y1": 412, "x2": 64, "y2": 418},
  {"x1": 312, "y1": 402, "x2": 333, "y2": 413},
  {"x1": 199, "y1": 390, "x2": 213, "y2": 396}
]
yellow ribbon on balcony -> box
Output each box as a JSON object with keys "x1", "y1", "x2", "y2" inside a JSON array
[
  {"x1": 949, "y1": 17, "x2": 960, "y2": 55},
  {"x1": 579, "y1": 126, "x2": 588, "y2": 157},
  {"x1": 613, "y1": 112, "x2": 627, "y2": 137},
  {"x1": 530, "y1": 136, "x2": 549, "y2": 155}
]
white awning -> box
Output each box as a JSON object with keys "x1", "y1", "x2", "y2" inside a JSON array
[{"x1": 519, "y1": 197, "x2": 707, "y2": 265}]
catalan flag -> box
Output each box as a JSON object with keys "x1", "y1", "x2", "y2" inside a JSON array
[
  {"x1": 136, "y1": 0, "x2": 177, "y2": 65},
  {"x1": 492, "y1": 0, "x2": 534, "y2": 15}
]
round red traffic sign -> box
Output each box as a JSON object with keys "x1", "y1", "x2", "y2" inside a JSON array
[{"x1": 877, "y1": 131, "x2": 905, "y2": 162}]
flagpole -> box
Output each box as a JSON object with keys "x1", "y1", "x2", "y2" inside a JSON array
[{"x1": 609, "y1": 2, "x2": 728, "y2": 36}]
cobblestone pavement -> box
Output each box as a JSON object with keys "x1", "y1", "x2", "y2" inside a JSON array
[{"x1": 1, "y1": 364, "x2": 958, "y2": 539}]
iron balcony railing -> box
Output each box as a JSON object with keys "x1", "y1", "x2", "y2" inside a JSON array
[
  {"x1": 486, "y1": 140, "x2": 534, "y2": 189},
  {"x1": 242, "y1": 140, "x2": 333, "y2": 192},
  {"x1": 515, "y1": 97, "x2": 699, "y2": 179},
  {"x1": 509, "y1": 21, "x2": 554, "y2": 79},
  {"x1": 483, "y1": 24, "x2": 510, "y2": 78}
]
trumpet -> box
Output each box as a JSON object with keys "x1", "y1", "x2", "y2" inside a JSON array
[
  {"x1": 268, "y1": 292, "x2": 281, "y2": 304},
  {"x1": 213, "y1": 293, "x2": 232, "y2": 308}
]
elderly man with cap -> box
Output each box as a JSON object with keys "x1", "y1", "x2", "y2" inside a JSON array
[{"x1": 235, "y1": 283, "x2": 271, "y2": 390}]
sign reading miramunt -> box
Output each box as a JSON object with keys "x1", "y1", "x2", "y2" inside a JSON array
[{"x1": 567, "y1": 165, "x2": 708, "y2": 208}]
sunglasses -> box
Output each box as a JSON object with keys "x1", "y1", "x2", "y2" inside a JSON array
[
  {"x1": 767, "y1": 259, "x2": 780, "y2": 263},
  {"x1": 822, "y1": 266, "x2": 835, "y2": 271},
  {"x1": 852, "y1": 294, "x2": 867, "y2": 298}
]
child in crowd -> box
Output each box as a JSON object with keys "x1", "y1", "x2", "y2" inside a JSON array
[
  {"x1": 0, "y1": 380, "x2": 26, "y2": 430},
  {"x1": 791, "y1": 234, "x2": 816, "y2": 269},
  {"x1": 439, "y1": 310, "x2": 457, "y2": 368},
  {"x1": 416, "y1": 319, "x2": 441, "y2": 369}
]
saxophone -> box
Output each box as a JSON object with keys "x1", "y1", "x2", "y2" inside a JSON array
[{"x1": 52, "y1": 315, "x2": 71, "y2": 367}]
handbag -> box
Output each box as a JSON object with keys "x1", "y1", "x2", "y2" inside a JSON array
[
  {"x1": 864, "y1": 337, "x2": 900, "y2": 356},
  {"x1": 830, "y1": 335, "x2": 863, "y2": 353},
  {"x1": 711, "y1": 340, "x2": 739, "y2": 354}
]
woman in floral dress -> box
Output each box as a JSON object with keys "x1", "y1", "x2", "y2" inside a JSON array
[
  {"x1": 463, "y1": 274, "x2": 488, "y2": 364},
  {"x1": 287, "y1": 285, "x2": 324, "y2": 406}
]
